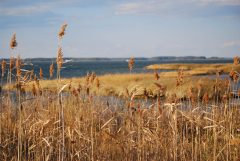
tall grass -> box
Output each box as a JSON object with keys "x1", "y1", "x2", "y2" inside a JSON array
[{"x1": 0, "y1": 28, "x2": 239, "y2": 161}]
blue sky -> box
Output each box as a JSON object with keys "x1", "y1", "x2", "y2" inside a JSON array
[{"x1": 0, "y1": 0, "x2": 240, "y2": 58}]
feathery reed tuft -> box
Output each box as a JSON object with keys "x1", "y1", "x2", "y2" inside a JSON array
[
  {"x1": 58, "y1": 23, "x2": 68, "y2": 39},
  {"x1": 56, "y1": 47, "x2": 63, "y2": 70},
  {"x1": 39, "y1": 68, "x2": 43, "y2": 79},
  {"x1": 1, "y1": 59, "x2": 6, "y2": 77},
  {"x1": 128, "y1": 57, "x2": 135, "y2": 73},
  {"x1": 49, "y1": 62, "x2": 54, "y2": 78},
  {"x1": 10, "y1": 33, "x2": 17, "y2": 49}
]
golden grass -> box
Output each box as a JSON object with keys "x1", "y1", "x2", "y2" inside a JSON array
[
  {"x1": 5, "y1": 73, "x2": 224, "y2": 99},
  {"x1": 146, "y1": 63, "x2": 240, "y2": 76}
]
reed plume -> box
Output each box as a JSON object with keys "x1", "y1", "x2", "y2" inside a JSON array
[
  {"x1": 10, "y1": 33, "x2": 17, "y2": 49},
  {"x1": 58, "y1": 23, "x2": 68, "y2": 39},
  {"x1": 39, "y1": 68, "x2": 43, "y2": 80},
  {"x1": 49, "y1": 62, "x2": 54, "y2": 78},
  {"x1": 233, "y1": 56, "x2": 239, "y2": 65},
  {"x1": 1, "y1": 59, "x2": 6, "y2": 77},
  {"x1": 95, "y1": 77, "x2": 100, "y2": 89},
  {"x1": 128, "y1": 57, "x2": 135, "y2": 73},
  {"x1": 154, "y1": 70, "x2": 160, "y2": 80},
  {"x1": 56, "y1": 47, "x2": 63, "y2": 70},
  {"x1": 176, "y1": 68, "x2": 184, "y2": 86}
]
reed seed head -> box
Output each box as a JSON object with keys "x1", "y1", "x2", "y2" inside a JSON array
[
  {"x1": 154, "y1": 70, "x2": 160, "y2": 80},
  {"x1": 233, "y1": 56, "x2": 239, "y2": 65},
  {"x1": 56, "y1": 47, "x2": 63, "y2": 70},
  {"x1": 58, "y1": 23, "x2": 68, "y2": 39},
  {"x1": 1, "y1": 59, "x2": 6, "y2": 77},
  {"x1": 49, "y1": 62, "x2": 54, "y2": 78},
  {"x1": 128, "y1": 57, "x2": 135, "y2": 72},
  {"x1": 10, "y1": 33, "x2": 17, "y2": 49},
  {"x1": 39, "y1": 68, "x2": 43, "y2": 79}
]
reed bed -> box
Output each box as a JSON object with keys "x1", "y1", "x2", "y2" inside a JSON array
[{"x1": 0, "y1": 28, "x2": 239, "y2": 161}]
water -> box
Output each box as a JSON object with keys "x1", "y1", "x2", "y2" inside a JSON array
[{"x1": 19, "y1": 59, "x2": 232, "y2": 79}]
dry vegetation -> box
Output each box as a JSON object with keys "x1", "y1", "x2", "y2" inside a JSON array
[
  {"x1": 0, "y1": 26, "x2": 240, "y2": 161},
  {"x1": 146, "y1": 63, "x2": 240, "y2": 76}
]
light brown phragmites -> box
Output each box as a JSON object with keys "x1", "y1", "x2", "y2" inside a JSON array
[
  {"x1": 154, "y1": 70, "x2": 160, "y2": 80},
  {"x1": 128, "y1": 57, "x2": 135, "y2": 73},
  {"x1": 10, "y1": 56, "x2": 15, "y2": 72},
  {"x1": 77, "y1": 83, "x2": 82, "y2": 93},
  {"x1": 95, "y1": 77, "x2": 100, "y2": 89},
  {"x1": 1, "y1": 59, "x2": 6, "y2": 77},
  {"x1": 203, "y1": 92, "x2": 209, "y2": 104},
  {"x1": 39, "y1": 68, "x2": 43, "y2": 79},
  {"x1": 85, "y1": 72, "x2": 90, "y2": 85},
  {"x1": 90, "y1": 72, "x2": 96, "y2": 83},
  {"x1": 176, "y1": 68, "x2": 184, "y2": 86},
  {"x1": 229, "y1": 70, "x2": 239, "y2": 83},
  {"x1": 233, "y1": 56, "x2": 239, "y2": 65},
  {"x1": 58, "y1": 23, "x2": 68, "y2": 39},
  {"x1": 32, "y1": 83, "x2": 37, "y2": 96},
  {"x1": 10, "y1": 33, "x2": 17, "y2": 49},
  {"x1": 197, "y1": 83, "x2": 202, "y2": 98},
  {"x1": 15, "y1": 56, "x2": 21, "y2": 78},
  {"x1": 49, "y1": 62, "x2": 54, "y2": 78},
  {"x1": 56, "y1": 47, "x2": 63, "y2": 70}
]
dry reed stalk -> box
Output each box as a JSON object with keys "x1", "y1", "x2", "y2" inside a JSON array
[
  {"x1": 32, "y1": 83, "x2": 37, "y2": 96},
  {"x1": 95, "y1": 77, "x2": 100, "y2": 89},
  {"x1": 57, "y1": 24, "x2": 67, "y2": 161},
  {"x1": 90, "y1": 72, "x2": 96, "y2": 83},
  {"x1": 1, "y1": 59, "x2": 6, "y2": 78},
  {"x1": 154, "y1": 70, "x2": 160, "y2": 80},
  {"x1": 15, "y1": 56, "x2": 22, "y2": 81},
  {"x1": 128, "y1": 57, "x2": 135, "y2": 73},
  {"x1": 39, "y1": 68, "x2": 43, "y2": 80},
  {"x1": 49, "y1": 62, "x2": 54, "y2": 78}
]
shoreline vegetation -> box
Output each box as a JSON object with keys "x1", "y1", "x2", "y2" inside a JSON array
[
  {"x1": 3, "y1": 72, "x2": 235, "y2": 99},
  {"x1": 0, "y1": 25, "x2": 240, "y2": 161},
  {"x1": 146, "y1": 63, "x2": 240, "y2": 76}
]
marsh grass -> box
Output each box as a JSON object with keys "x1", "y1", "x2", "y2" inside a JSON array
[{"x1": 0, "y1": 27, "x2": 239, "y2": 161}]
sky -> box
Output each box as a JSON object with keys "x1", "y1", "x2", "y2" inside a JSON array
[{"x1": 0, "y1": 0, "x2": 240, "y2": 58}]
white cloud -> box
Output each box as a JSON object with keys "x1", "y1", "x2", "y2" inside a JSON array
[
  {"x1": 0, "y1": 4, "x2": 51, "y2": 16},
  {"x1": 223, "y1": 40, "x2": 240, "y2": 47},
  {"x1": 115, "y1": 0, "x2": 240, "y2": 15}
]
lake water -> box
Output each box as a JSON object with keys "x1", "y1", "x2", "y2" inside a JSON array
[{"x1": 20, "y1": 59, "x2": 232, "y2": 79}]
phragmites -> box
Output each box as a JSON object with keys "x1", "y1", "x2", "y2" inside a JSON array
[
  {"x1": 229, "y1": 70, "x2": 239, "y2": 83},
  {"x1": 15, "y1": 56, "x2": 22, "y2": 78},
  {"x1": 176, "y1": 68, "x2": 184, "y2": 86},
  {"x1": 10, "y1": 56, "x2": 15, "y2": 72},
  {"x1": 32, "y1": 83, "x2": 37, "y2": 96},
  {"x1": 10, "y1": 33, "x2": 17, "y2": 49},
  {"x1": 39, "y1": 68, "x2": 43, "y2": 79},
  {"x1": 49, "y1": 62, "x2": 54, "y2": 78},
  {"x1": 90, "y1": 72, "x2": 96, "y2": 83},
  {"x1": 202, "y1": 92, "x2": 209, "y2": 104},
  {"x1": 128, "y1": 57, "x2": 135, "y2": 73},
  {"x1": 1, "y1": 59, "x2": 6, "y2": 77},
  {"x1": 58, "y1": 23, "x2": 68, "y2": 39},
  {"x1": 154, "y1": 70, "x2": 160, "y2": 80},
  {"x1": 56, "y1": 47, "x2": 63, "y2": 70},
  {"x1": 233, "y1": 56, "x2": 239, "y2": 65},
  {"x1": 95, "y1": 77, "x2": 100, "y2": 89}
]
